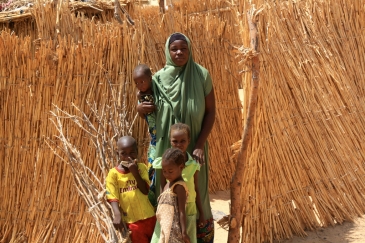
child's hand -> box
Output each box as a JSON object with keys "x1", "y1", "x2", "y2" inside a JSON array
[
  {"x1": 112, "y1": 214, "x2": 122, "y2": 231},
  {"x1": 182, "y1": 232, "x2": 191, "y2": 243},
  {"x1": 137, "y1": 101, "x2": 155, "y2": 115},
  {"x1": 125, "y1": 157, "x2": 138, "y2": 174}
]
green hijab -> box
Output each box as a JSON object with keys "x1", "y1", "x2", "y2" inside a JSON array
[{"x1": 152, "y1": 33, "x2": 213, "y2": 158}]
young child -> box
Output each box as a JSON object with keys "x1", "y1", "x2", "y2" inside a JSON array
[
  {"x1": 156, "y1": 147, "x2": 190, "y2": 243},
  {"x1": 105, "y1": 136, "x2": 156, "y2": 243},
  {"x1": 152, "y1": 123, "x2": 204, "y2": 243},
  {"x1": 133, "y1": 64, "x2": 157, "y2": 207}
]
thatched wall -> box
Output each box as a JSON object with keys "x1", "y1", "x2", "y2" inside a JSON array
[
  {"x1": 2, "y1": 0, "x2": 365, "y2": 242},
  {"x1": 0, "y1": 1, "x2": 243, "y2": 242},
  {"x1": 235, "y1": 0, "x2": 365, "y2": 242}
]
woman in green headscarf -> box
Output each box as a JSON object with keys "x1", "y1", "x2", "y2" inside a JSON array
[{"x1": 137, "y1": 33, "x2": 216, "y2": 243}]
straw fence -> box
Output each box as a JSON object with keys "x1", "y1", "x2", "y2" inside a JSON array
[
  {"x1": 231, "y1": 0, "x2": 365, "y2": 242},
  {"x1": 2, "y1": 0, "x2": 365, "y2": 242},
  {"x1": 0, "y1": 0, "x2": 243, "y2": 242}
]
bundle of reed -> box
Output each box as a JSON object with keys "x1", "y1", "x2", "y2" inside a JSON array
[{"x1": 228, "y1": 0, "x2": 365, "y2": 242}]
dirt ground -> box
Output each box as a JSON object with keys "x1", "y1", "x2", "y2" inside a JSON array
[{"x1": 209, "y1": 190, "x2": 365, "y2": 243}]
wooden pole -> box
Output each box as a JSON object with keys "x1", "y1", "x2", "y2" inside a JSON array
[{"x1": 228, "y1": 7, "x2": 260, "y2": 243}]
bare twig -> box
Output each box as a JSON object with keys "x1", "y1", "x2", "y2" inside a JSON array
[{"x1": 47, "y1": 73, "x2": 135, "y2": 243}]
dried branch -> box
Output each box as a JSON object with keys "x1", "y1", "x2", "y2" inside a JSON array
[{"x1": 48, "y1": 74, "x2": 136, "y2": 243}]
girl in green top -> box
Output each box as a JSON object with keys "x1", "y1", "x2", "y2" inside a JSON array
[{"x1": 152, "y1": 123, "x2": 204, "y2": 243}]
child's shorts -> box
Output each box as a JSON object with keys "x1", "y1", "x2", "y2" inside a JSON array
[{"x1": 127, "y1": 215, "x2": 156, "y2": 243}]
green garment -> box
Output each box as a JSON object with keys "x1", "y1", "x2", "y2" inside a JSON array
[
  {"x1": 152, "y1": 33, "x2": 213, "y2": 221},
  {"x1": 153, "y1": 152, "x2": 200, "y2": 214}
]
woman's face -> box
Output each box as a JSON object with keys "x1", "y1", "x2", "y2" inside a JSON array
[{"x1": 169, "y1": 40, "x2": 189, "y2": 66}]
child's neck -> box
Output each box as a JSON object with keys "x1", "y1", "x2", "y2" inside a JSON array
[
  {"x1": 168, "y1": 176, "x2": 184, "y2": 187},
  {"x1": 138, "y1": 89, "x2": 153, "y2": 95},
  {"x1": 183, "y1": 151, "x2": 188, "y2": 162}
]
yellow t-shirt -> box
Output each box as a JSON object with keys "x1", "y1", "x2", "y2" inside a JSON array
[{"x1": 106, "y1": 163, "x2": 155, "y2": 223}]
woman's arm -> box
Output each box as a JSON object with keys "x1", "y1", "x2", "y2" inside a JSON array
[
  {"x1": 137, "y1": 101, "x2": 155, "y2": 118},
  {"x1": 193, "y1": 88, "x2": 216, "y2": 164},
  {"x1": 174, "y1": 184, "x2": 191, "y2": 243},
  {"x1": 194, "y1": 171, "x2": 205, "y2": 227}
]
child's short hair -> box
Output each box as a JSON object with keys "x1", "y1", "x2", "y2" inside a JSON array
[
  {"x1": 133, "y1": 64, "x2": 152, "y2": 77},
  {"x1": 162, "y1": 148, "x2": 185, "y2": 166},
  {"x1": 117, "y1": 136, "x2": 138, "y2": 150},
  {"x1": 170, "y1": 123, "x2": 191, "y2": 139}
]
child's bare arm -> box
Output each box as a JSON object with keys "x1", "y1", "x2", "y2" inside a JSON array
[
  {"x1": 106, "y1": 172, "x2": 123, "y2": 229},
  {"x1": 126, "y1": 161, "x2": 149, "y2": 195},
  {"x1": 194, "y1": 171, "x2": 205, "y2": 227},
  {"x1": 110, "y1": 201, "x2": 122, "y2": 223},
  {"x1": 160, "y1": 171, "x2": 167, "y2": 193},
  {"x1": 174, "y1": 184, "x2": 190, "y2": 243}
]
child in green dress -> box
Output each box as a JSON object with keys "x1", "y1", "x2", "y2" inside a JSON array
[{"x1": 151, "y1": 123, "x2": 204, "y2": 243}]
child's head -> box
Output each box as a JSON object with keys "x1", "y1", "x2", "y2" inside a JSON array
[
  {"x1": 133, "y1": 64, "x2": 152, "y2": 93},
  {"x1": 117, "y1": 136, "x2": 138, "y2": 161},
  {"x1": 162, "y1": 148, "x2": 185, "y2": 183},
  {"x1": 170, "y1": 123, "x2": 190, "y2": 153}
]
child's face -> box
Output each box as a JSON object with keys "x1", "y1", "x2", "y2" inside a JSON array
[
  {"x1": 133, "y1": 72, "x2": 152, "y2": 93},
  {"x1": 162, "y1": 159, "x2": 183, "y2": 183},
  {"x1": 170, "y1": 130, "x2": 190, "y2": 153},
  {"x1": 117, "y1": 143, "x2": 138, "y2": 161}
]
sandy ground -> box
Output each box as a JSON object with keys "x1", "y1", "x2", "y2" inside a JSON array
[
  {"x1": 210, "y1": 190, "x2": 230, "y2": 243},
  {"x1": 209, "y1": 191, "x2": 365, "y2": 243}
]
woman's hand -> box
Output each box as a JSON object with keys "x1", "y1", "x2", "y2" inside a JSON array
[
  {"x1": 192, "y1": 147, "x2": 205, "y2": 165},
  {"x1": 198, "y1": 213, "x2": 205, "y2": 228},
  {"x1": 137, "y1": 101, "x2": 155, "y2": 116}
]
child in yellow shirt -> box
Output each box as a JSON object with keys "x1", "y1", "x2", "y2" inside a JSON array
[{"x1": 106, "y1": 136, "x2": 156, "y2": 243}]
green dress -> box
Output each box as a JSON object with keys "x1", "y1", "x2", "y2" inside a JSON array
[
  {"x1": 153, "y1": 152, "x2": 200, "y2": 243},
  {"x1": 151, "y1": 33, "x2": 214, "y2": 242}
]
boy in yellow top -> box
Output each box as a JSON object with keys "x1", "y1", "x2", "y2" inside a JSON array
[{"x1": 106, "y1": 136, "x2": 156, "y2": 243}]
